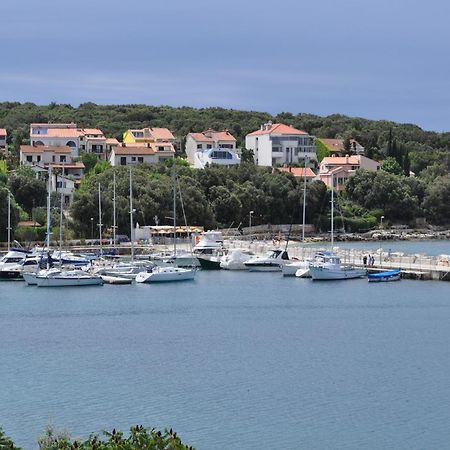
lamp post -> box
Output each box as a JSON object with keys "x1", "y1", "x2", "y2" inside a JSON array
[
  {"x1": 249, "y1": 210, "x2": 254, "y2": 229},
  {"x1": 380, "y1": 215, "x2": 385, "y2": 229},
  {"x1": 90, "y1": 217, "x2": 94, "y2": 242}
]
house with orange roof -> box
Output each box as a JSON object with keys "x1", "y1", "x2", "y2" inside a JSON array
[
  {"x1": 109, "y1": 143, "x2": 175, "y2": 167},
  {"x1": 245, "y1": 122, "x2": 316, "y2": 167},
  {"x1": 30, "y1": 123, "x2": 108, "y2": 158},
  {"x1": 277, "y1": 166, "x2": 317, "y2": 183},
  {"x1": 20, "y1": 144, "x2": 86, "y2": 203},
  {"x1": 185, "y1": 129, "x2": 239, "y2": 167},
  {"x1": 123, "y1": 127, "x2": 175, "y2": 145},
  {"x1": 318, "y1": 138, "x2": 365, "y2": 156},
  {"x1": 318, "y1": 154, "x2": 380, "y2": 190},
  {"x1": 0, "y1": 128, "x2": 7, "y2": 154}
]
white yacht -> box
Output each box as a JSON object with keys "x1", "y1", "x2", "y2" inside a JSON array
[
  {"x1": 309, "y1": 252, "x2": 367, "y2": 280},
  {"x1": 244, "y1": 249, "x2": 290, "y2": 272},
  {"x1": 135, "y1": 266, "x2": 196, "y2": 283},
  {"x1": 35, "y1": 270, "x2": 103, "y2": 287},
  {"x1": 220, "y1": 249, "x2": 255, "y2": 270},
  {"x1": 0, "y1": 248, "x2": 33, "y2": 280},
  {"x1": 282, "y1": 259, "x2": 311, "y2": 277}
]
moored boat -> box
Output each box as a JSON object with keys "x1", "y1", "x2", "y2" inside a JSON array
[
  {"x1": 309, "y1": 252, "x2": 367, "y2": 280},
  {"x1": 368, "y1": 268, "x2": 401, "y2": 282},
  {"x1": 244, "y1": 249, "x2": 290, "y2": 272},
  {"x1": 135, "y1": 266, "x2": 196, "y2": 283}
]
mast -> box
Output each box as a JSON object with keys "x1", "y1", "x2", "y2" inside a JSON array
[
  {"x1": 45, "y1": 167, "x2": 52, "y2": 268},
  {"x1": 7, "y1": 191, "x2": 11, "y2": 252},
  {"x1": 113, "y1": 170, "x2": 116, "y2": 250},
  {"x1": 172, "y1": 163, "x2": 177, "y2": 258},
  {"x1": 59, "y1": 168, "x2": 64, "y2": 266},
  {"x1": 129, "y1": 167, "x2": 135, "y2": 262},
  {"x1": 330, "y1": 174, "x2": 334, "y2": 250},
  {"x1": 98, "y1": 183, "x2": 103, "y2": 257},
  {"x1": 302, "y1": 156, "x2": 307, "y2": 243}
]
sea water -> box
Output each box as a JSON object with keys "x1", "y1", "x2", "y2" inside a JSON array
[{"x1": 1, "y1": 244, "x2": 450, "y2": 449}]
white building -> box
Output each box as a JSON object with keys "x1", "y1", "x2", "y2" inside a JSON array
[
  {"x1": 245, "y1": 122, "x2": 316, "y2": 167},
  {"x1": 30, "y1": 123, "x2": 107, "y2": 158},
  {"x1": 20, "y1": 145, "x2": 85, "y2": 203},
  {"x1": 185, "y1": 129, "x2": 238, "y2": 166},
  {"x1": 109, "y1": 143, "x2": 175, "y2": 166}
]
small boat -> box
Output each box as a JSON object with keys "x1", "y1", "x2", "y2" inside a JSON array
[
  {"x1": 100, "y1": 274, "x2": 133, "y2": 285},
  {"x1": 36, "y1": 270, "x2": 104, "y2": 287},
  {"x1": 244, "y1": 249, "x2": 290, "y2": 272},
  {"x1": 309, "y1": 252, "x2": 367, "y2": 280},
  {"x1": 135, "y1": 266, "x2": 196, "y2": 283},
  {"x1": 368, "y1": 268, "x2": 401, "y2": 282},
  {"x1": 282, "y1": 259, "x2": 310, "y2": 277},
  {"x1": 220, "y1": 249, "x2": 255, "y2": 270}
]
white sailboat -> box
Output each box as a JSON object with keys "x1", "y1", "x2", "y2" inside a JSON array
[
  {"x1": 309, "y1": 177, "x2": 366, "y2": 281},
  {"x1": 136, "y1": 164, "x2": 195, "y2": 283}
]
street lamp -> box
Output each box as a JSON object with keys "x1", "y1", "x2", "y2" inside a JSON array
[
  {"x1": 90, "y1": 217, "x2": 94, "y2": 242},
  {"x1": 380, "y1": 215, "x2": 385, "y2": 229},
  {"x1": 249, "y1": 210, "x2": 254, "y2": 229}
]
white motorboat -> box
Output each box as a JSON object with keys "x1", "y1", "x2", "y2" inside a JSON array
[
  {"x1": 220, "y1": 249, "x2": 255, "y2": 270},
  {"x1": 0, "y1": 248, "x2": 33, "y2": 280},
  {"x1": 244, "y1": 249, "x2": 290, "y2": 272},
  {"x1": 135, "y1": 266, "x2": 196, "y2": 283},
  {"x1": 51, "y1": 250, "x2": 90, "y2": 266},
  {"x1": 309, "y1": 252, "x2": 367, "y2": 280},
  {"x1": 36, "y1": 270, "x2": 103, "y2": 287},
  {"x1": 282, "y1": 259, "x2": 311, "y2": 277},
  {"x1": 94, "y1": 260, "x2": 154, "y2": 280}
]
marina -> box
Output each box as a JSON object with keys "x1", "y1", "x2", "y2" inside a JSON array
[{"x1": 1, "y1": 259, "x2": 450, "y2": 449}]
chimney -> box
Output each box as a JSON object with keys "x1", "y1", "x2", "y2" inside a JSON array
[
  {"x1": 260, "y1": 124, "x2": 264, "y2": 130},
  {"x1": 345, "y1": 154, "x2": 349, "y2": 164}
]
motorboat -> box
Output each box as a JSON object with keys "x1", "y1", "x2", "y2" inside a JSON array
[
  {"x1": 368, "y1": 268, "x2": 401, "y2": 282},
  {"x1": 282, "y1": 259, "x2": 311, "y2": 277},
  {"x1": 135, "y1": 266, "x2": 196, "y2": 283},
  {"x1": 244, "y1": 249, "x2": 290, "y2": 272},
  {"x1": 309, "y1": 252, "x2": 367, "y2": 280},
  {"x1": 36, "y1": 270, "x2": 103, "y2": 287},
  {"x1": 51, "y1": 250, "x2": 90, "y2": 266},
  {"x1": 0, "y1": 248, "x2": 33, "y2": 280},
  {"x1": 93, "y1": 260, "x2": 154, "y2": 280},
  {"x1": 220, "y1": 249, "x2": 255, "y2": 270}
]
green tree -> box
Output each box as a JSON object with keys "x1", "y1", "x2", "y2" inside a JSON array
[
  {"x1": 422, "y1": 175, "x2": 450, "y2": 225},
  {"x1": 7, "y1": 174, "x2": 46, "y2": 215},
  {"x1": 381, "y1": 156, "x2": 403, "y2": 175},
  {"x1": 0, "y1": 427, "x2": 20, "y2": 450}
]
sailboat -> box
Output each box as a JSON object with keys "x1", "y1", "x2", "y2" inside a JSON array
[
  {"x1": 136, "y1": 163, "x2": 196, "y2": 283},
  {"x1": 35, "y1": 178, "x2": 103, "y2": 287},
  {"x1": 308, "y1": 176, "x2": 367, "y2": 281}
]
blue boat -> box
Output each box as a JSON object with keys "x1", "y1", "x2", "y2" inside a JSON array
[{"x1": 368, "y1": 268, "x2": 401, "y2": 282}]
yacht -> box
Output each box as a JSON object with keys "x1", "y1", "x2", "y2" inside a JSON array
[
  {"x1": 244, "y1": 249, "x2": 290, "y2": 272},
  {"x1": 309, "y1": 252, "x2": 367, "y2": 280},
  {"x1": 35, "y1": 269, "x2": 103, "y2": 287},
  {"x1": 0, "y1": 248, "x2": 33, "y2": 280},
  {"x1": 220, "y1": 249, "x2": 255, "y2": 270},
  {"x1": 282, "y1": 259, "x2": 311, "y2": 277},
  {"x1": 135, "y1": 265, "x2": 196, "y2": 283}
]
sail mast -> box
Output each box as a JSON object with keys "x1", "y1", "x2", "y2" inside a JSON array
[
  {"x1": 58, "y1": 168, "x2": 64, "y2": 266},
  {"x1": 172, "y1": 163, "x2": 177, "y2": 258},
  {"x1": 7, "y1": 191, "x2": 11, "y2": 252},
  {"x1": 113, "y1": 170, "x2": 116, "y2": 250},
  {"x1": 129, "y1": 167, "x2": 135, "y2": 263},
  {"x1": 98, "y1": 183, "x2": 103, "y2": 257},
  {"x1": 331, "y1": 174, "x2": 334, "y2": 250},
  {"x1": 302, "y1": 156, "x2": 307, "y2": 243}
]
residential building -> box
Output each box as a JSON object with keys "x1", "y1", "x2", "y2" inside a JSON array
[
  {"x1": 20, "y1": 144, "x2": 85, "y2": 203},
  {"x1": 245, "y1": 122, "x2": 316, "y2": 167},
  {"x1": 0, "y1": 128, "x2": 7, "y2": 154},
  {"x1": 185, "y1": 129, "x2": 240, "y2": 168},
  {"x1": 277, "y1": 166, "x2": 317, "y2": 183},
  {"x1": 318, "y1": 138, "x2": 365, "y2": 156},
  {"x1": 109, "y1": 143, "x2": 175, "y2": 166},
  {"x1": 30, "y1": 123, "x2": 107, "y2": 158},
  {"x1": 318, "y1": 154, "x2": 380, "y2": 191},
  {"x1": 123, "y1": 127, "x2": 175, "y2": 145}
]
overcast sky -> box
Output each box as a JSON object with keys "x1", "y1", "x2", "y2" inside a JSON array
[{"x1": 1, "y1": 0, "x2": 449, "y2": 131}]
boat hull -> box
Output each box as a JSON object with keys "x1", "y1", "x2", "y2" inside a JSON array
[
  {"x1": 36, "y1": 275, "x2": 103, "y2": 287},
  {"x1": 0, "y1": 270, "x2": 23, "y2": 281},
  {"x1": 244, "y1": 263, "x2": 282, "y2": 272},
  {"x1": 310, "y1": 266, "x2": 367, "y2": 280},
  {"x1": 136, "y1": 267, "x2": 196, "y2": 283},
  {"x1": 368, "y1": 269, "x2": 401, "y2": 282},
  {"x1": 198, "y1": 257, "x2": 221, "y2": 270}
]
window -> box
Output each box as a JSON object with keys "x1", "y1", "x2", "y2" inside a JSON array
[
  {"x1": 26, "y1": 155, "x2": 33, "y2": 162},
  {"x1": 37, "y1": 155, "x2": 41, "y2": 162},
  {"x1": 52, "y1": 156, "x2": 56, "y2": 162},
  {"x1": 158, "y1": 146, "x2": 165, "y2": 152},
  {"x1": 207, "y1": 144, "x2": 212, "y2": 149},
  {"x1": 120, "y1": 157, "x2": 127, "y2": 166},
  {"x1": 131, "y1": 157, "x2": 136, "y2": 162},
  {"x1": 138, "y1": 157, "x2": 144, "y2": 163},
  {"x1": 197, "y1": 144, "x2": 202, "y2": 149},
  {"x1": 60, "y1": 155, "x2": 66, "y2": 163}
]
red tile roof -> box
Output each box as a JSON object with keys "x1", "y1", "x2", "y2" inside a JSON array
[
  {"x1": 321, "y1": 155, "x2": 360, "y2": 166},
  {"x1": 277, "y1": 167, "x2": 316, "y2": 178},
  {"x1": 248, "y1": 123, "x2": 308, "y2": 136},
  {"x1": 188, "y1": 129, "x2": 236, "y2": 142},
  {"x1": 113, "y1": 146, "x2": 156, "y2": 156},
  {"x1": 0, "y1": 128, "x2": 7, "y2": 136},
  {"x1": 151, "y1": 127, "x2": 175, "y2": 141}
]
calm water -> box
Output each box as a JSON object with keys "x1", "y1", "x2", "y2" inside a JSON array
[{"x1": 1, "y1": 247, "x2": 450, "y2": 449}]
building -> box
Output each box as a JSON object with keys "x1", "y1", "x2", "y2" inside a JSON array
[
  {"x1": 277, "y1": 166, "x2": 317, "y2": 183},
  {"x1": 245, "y1": 122, "x2": 316, "y2": 167},
  {"x1": 318, "y1": 138, "x2": 365, "y2": 156},
  {"x1": 318, "y1": 154, "x2": 380, "y2": 190},
  {"x1": 0, "y1": 128, "x2": 7, "y2": 154},
  {"x1": 30, "y1": 123, "x2": 107, "y2": 158},
  {"x1": 19, "y1": 145, "x2": 85, "y2": 203},
  {"x1": 123, "y1": 127, "x2": 175, "y2": 145},
  {"x1": 109, "y1": 143, "x2": 175, "y2": 166},
  {"x1": 185, "y1": 129, "x2": 238, "y2": 166}
]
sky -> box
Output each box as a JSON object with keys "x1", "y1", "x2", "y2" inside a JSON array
[{"x1": 1, "y1": 0, "x2": 450, "y2": 131}]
